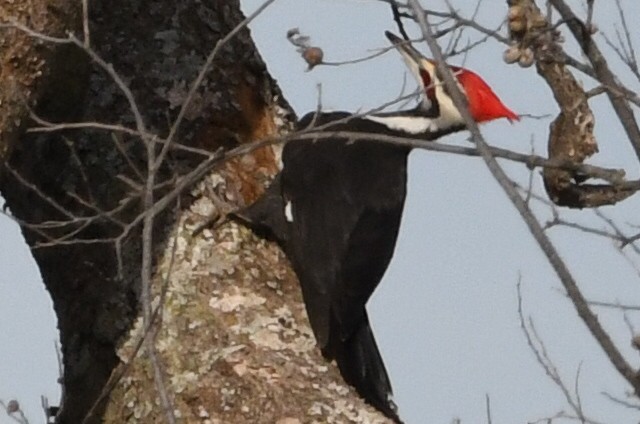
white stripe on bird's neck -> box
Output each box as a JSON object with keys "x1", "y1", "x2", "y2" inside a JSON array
[
  {"x1": 365, "y1": 53, "x2": 466, "y2": 135},
  {"x1": 364, "y1": 107, "x2": 464, "y2": 135},
  {"x1": 364, "y1": 115, "x2": 438, "y2": 134}
]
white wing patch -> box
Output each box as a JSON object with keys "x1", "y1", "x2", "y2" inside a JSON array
[
  {"x1": 284, "y1": 201, "x2": 294, "y2": 222},
  {"x1": 364, "y1": 115, "x2": 439, "y2": 134}
]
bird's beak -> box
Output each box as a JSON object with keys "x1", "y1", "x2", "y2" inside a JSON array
[
  {"x1": 385, "y1": 31, "x2": 427, "y2": 68},
  {"x1": 385, "y1": 31, "x2": 437, "y2": 78}
]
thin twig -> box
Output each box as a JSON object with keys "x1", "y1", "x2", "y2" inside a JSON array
[
  {"x1": 390, "y1": 0, "x2": 411, "y2": 41},
  {"x1": 485, "y1": 394, "x2": 492, "y2": 424},
  {"x1": 82, "y1": 0, "x2": 90, "y2": 47}
]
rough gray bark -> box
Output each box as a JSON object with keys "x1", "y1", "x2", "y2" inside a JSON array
[{"x1": 0, "y1": 1, "x2": 394, "y2": 422}]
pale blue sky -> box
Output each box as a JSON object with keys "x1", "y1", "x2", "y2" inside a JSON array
[{"x1": 3, "y1": 1, "x2": 640, "y2": 422}]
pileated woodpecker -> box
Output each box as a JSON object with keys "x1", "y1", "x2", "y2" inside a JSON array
[{"x1": 234, "y1": 32, "x2": 517, "y2": 422}]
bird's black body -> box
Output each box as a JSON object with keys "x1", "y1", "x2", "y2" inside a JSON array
[
  {"x1": 282, "y1": 113, "x2": 411, "y2": 418},
  {"x1": 231, "y1": 30, "x2": 517, "y2": 423},
  {"x1": 234, "y1": 111, "x2": 462, "y2": 423}
]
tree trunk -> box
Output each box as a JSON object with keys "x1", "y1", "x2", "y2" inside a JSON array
[{"x1": 0, "y1": 1, "x2": 393, "y2": 422}]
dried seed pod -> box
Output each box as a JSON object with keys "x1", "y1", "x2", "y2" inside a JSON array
[
  {"x1": 287, "y1": 27, "x2": 311, "y2": 49},
  {"x1": 6, "y1": 400, "x2": 20, "y2": 414},
  {"x1": 518, "y1": 48, "x2": 535, "y2": 68},
  {"x1": 509, "y1": 17, "x2": 526, "y2": 33},
  {"x1": 508, "y1": 5, "x2": 524, "y2": 20},
  {"x1": 531, "y1": 13, "x2": 548, "y2": 29},
  {"x1": 507, "y1": 4, "x2": 527, "y2": 34},
  {"x1": 302, "y1": 47, "x2": 324, "y2": 70},
  {"x1": 503, "y1": 46, "x2": 521, "y2": 64}
]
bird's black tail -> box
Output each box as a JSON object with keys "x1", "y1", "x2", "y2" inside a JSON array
[{"x1": 328, "y1": 317, "x2": 403, "y2": 423}]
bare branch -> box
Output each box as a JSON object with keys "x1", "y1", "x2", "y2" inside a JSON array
[
  {"x1": 601, "y1": 391, "x2": 640, "y2": 411},
  {"x1": 408, "y1": 0, "x2": 640, "y2": 395},
  {"x1": 549, "y1": 0, "x2": 640, "y2": 162},
  {"x1": 0, "y1": 20, "x2": 73, "y2": 45}
]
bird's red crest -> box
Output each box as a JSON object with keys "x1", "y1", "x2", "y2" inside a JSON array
[{"x1": 454, "y1": 67, "x2": 519, "y2": 123}]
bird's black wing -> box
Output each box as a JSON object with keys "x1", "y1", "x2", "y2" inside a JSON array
[
  {"x1": 281, "y1": 133, "x2": 362, "y2": 348},
  {"x1": 280, "y1": 112, "x2": 408, "y2": 422},
  {"x1": 285, "y1": 112, "x2": 408, "y2": 342}
]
